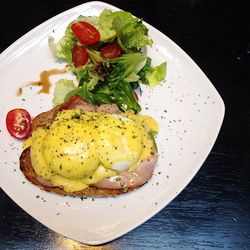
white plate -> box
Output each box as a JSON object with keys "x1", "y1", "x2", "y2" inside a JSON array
[{"x1": 0, "y1": 1, "x2": 225, "y2": 245}]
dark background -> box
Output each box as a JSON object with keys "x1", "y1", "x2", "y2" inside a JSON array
[{"x1": 1, "y1": 0, "x2": 250, "y2": 249}]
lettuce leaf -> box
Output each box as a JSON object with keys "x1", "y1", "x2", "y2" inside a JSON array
[
  {"x1": 98, "y1": 9, "x2": 117, "y2": 42},
  {"x1": 146, "y1": 62, "x2": 167, "y2": 87},
  {"x1": 65, "y1": 64, "x2": 101, "y2": 103},
  {"x1": 138, "y1": 57, "x2": 152, "y2": 83},
  {"x1": 138, "y1": 59, "x2": 167, "y2": 87},
  {"x1": 64, "y1": 84, "x2": 95, "y2": 104},
  {"x1": 107, "y1": 53, "x2": 147, "y2": 83},
  {"x1": 112, "y1": 16, "x2": 152, "y2": 52},
  {"x1": 53, "y1": 79, "x2": 76, "y2": 106},
  {"x1": 112, "y1": 79, "x2": 141, "y2": 113},
  {"x1": 73, "y1": 63, "x2": 100, "y2": 87},
  {"x1": 97, "y1": 9, "x2": 153, "y2": 50},
  {"x1": 48, "y1": 35, "x2": 75, "y2": 65}
]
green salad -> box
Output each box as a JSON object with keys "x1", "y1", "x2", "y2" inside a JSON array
[{"x1": 49, "y1": 9, "x2": 166, "y2": 113}]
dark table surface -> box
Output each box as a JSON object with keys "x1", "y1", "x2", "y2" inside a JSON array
[{"x1": 1, "y1": 0, "x2": 250, "y2": 249}]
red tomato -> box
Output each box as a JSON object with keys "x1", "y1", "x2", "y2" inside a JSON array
[
  {"x1": 71, "y1": 21, "x2": 100, "y2": 45},
  {"x1": 6, "y1": 109, "x2": 31, "y2": 139},
  {"x1": 100, "y1": 44, "x2": 121, "y2": 59},
  {"x1": 133, "y1": 91, "x2": 139, "y2": 101},
  {"x1": 72, "y1": 45, "x2": 88, "y2": 67}
]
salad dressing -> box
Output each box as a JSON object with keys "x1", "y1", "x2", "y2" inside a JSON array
[{"x1": 17, "y1": 68, "x2": 67, "y2": 96}]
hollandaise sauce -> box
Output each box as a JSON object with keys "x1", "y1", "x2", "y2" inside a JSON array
[{"x1": 27, "y1": 110, "x2": 158, "y2": 192}]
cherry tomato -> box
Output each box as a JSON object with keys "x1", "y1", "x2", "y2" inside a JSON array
[
  {"x1": 133, "y1": 91, "x2": 139, "y2": 101},
  {"x1": 100, "y1": 44, "x2": 121, "y2": 59},
  {"x1": 6, "y1": 109, "x2": 32, "y2": 139},
  {"x1": 72, "y1": 45, "x2": 88, "y2": 67},
  {"x1": 71, "y1": 21, "x2": 100, "y2": 45}
]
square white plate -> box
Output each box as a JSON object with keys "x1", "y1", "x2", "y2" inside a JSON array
[{"x1": 0, "y1": 1, "x2": 225, "y2": 245}]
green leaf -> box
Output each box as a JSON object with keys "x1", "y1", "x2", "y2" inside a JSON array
[
  {"x1": 98, "y1": 10, "x2": 153, "y2": 51},
  {"x1": 112, "y1": 16, "x2": 152, "y2": 52},
  {"x1": 53, "y1": 79, "x2": 76, "y2": 106},
  {"x1": 138, "y1": 57, "x2": 152, "y2": 83},
  {"x1": 48, "y1": 22, "x2": 77, "y2": 65},
  {"x1": 86, "y1": 49, "x2": 104, "y2": 64},
  {"x1": 64, "y1": 84, "x2": 95, "y2": 104},
  {"x1": 98, "y1": 9, "x2": 117, "y2": 42},
  {"x1": 108, "y1": 53, "x2": 147, "y2": 83},
  {"x1": 112, "y1": 80, "x2": 141, "y2": 113},
  {"x1": 64, "y1": 87, "x2": 82, "y2": 102},
  {"x1": 73, "y1": 63, "x2": 100, "y2": 89},
  {"x1": 146, "y1": 62, "x2": 167, "y2": 87}
]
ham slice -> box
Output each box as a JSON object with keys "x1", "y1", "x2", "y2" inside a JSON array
[
  {"x1": 62, "y1": 95, "x2": 120, "y2": 113},
  {"x1": 94, "y1": 155, "x2": 158, "y2": 189}
]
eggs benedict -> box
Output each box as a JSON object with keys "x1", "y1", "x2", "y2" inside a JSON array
[{"x1": 20, "y1": 96, "x2": 158, "y2": 196}]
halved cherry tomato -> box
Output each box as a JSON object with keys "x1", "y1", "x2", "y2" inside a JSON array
[
  {"x1": 6, "y1": 109, "x2": 31, "y2": 139},
  {"x1": 100, "y1": 44, "x2": 121, "y2": 59},
  {"x1": 71, "y1": 21, "x2": 100, "y2": 45},
  {"x1": 72, "y1": 45, "x2": 88, "y2": 67},
  {"x1": 133, "y1": 91, "x2": 139, "y2": 101}
]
